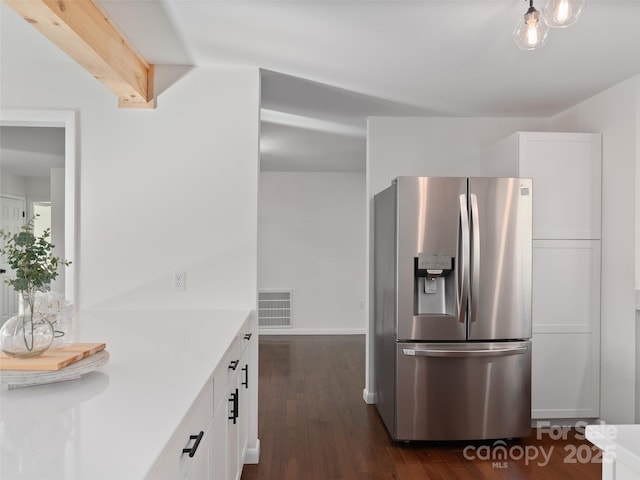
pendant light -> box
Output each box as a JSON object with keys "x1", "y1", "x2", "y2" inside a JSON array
[
  {"x1": 513, "y1": 0, "x2": 549, "y2": 50},
  {"x1": 542, "y1": 0, "x2": 585, "y2": 28}
]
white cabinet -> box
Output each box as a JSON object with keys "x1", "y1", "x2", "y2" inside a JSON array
[
  {"x1": 482, "y1": 131, "x2": 601, "y2": 239},
  {"x1": 483, "y1": 131, "x2": 602, "y2": 420},
  {"x1": 211, "y1": 320, "x2": 254, "y2": 480},
  {"x1": 532, "y1": 240, "x2": 600, "y2": 334},
  {"x1": 145, "y1": 315, "x2": 256, "y2": 480},
  {"x1": 185, "y1": 421, "x2": 213, "y2": 480},
  {"x1": 587, "y1": 425, "x2": 640, "y2": 480},
  {"x1": 145, "y1": 382, "x2": 214, "y2": 480},
  {"x1": 238, "y1": 347, "x2": 250, "y2": 469}
]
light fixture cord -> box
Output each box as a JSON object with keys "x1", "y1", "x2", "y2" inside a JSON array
[{"x1": 525, "y1": 0, "x2": 537, "y2": 16}]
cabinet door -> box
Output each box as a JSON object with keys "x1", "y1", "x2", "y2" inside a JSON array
[
  {"x1": 519, "y1": 132, "x2": 601, "y2": 239},
  {"x1": 212, "y1": 377, "x2": 241, "y2": 480},
  {"x1": 532, "y1": 240, "x2": 600, "y2": 332},
  {"x1": 227, "y1": 384, "x2": 240, "y2": 480},
  {"x1": 531, "y1": 240, "x2": 600, "y2": 419},
  {"x1": 532, "y1": 333, "x2": 599, "y2": 418},
  {"x1": 184, "y1": 421, "x2": 212, "y2": 480},
  {"x1": 238, "y1": 348, "x2": 250, "y2": 473},
  {"x1": 212, "y1": 399, "x2": 228, "y2": 480},
  {"x1": 146, "y1": 383, "x2": 214, "y2": 480},
  {"x1": 482, "y1": 131, "x2": 602, "y2": 240}
]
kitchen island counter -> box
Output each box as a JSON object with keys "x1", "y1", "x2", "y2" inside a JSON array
[
  {"x1": 586, "y1": 424, "x2": 640, "y2": 480},
  {"x1": 0, "y1": 309, "x2": 252, "y2": 480}
]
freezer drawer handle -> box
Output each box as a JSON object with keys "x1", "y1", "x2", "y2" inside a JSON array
[{"x1": 402, "y1": 346, "x2": 528, "y2": 357}]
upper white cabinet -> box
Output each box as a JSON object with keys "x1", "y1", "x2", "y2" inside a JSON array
[{"x1": 481, "y1": 131, "x2": 602, "y2": 240}]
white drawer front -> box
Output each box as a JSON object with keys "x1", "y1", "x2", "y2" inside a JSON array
[{"x1": 146, "y1": 381, "x2": 214, "y2": 479}]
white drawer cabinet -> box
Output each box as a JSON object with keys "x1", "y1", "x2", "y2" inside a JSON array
[
  {"x1": 211, "y1": 318, "x2": 254, "y2": 480},
  {"x1": 146, "y1": 315, "x2": 256, "y2": 480},
  {"x1": 146, "y1": 382, "x2": 214, "y2": 480},
  {"x1": 186, "y1": 420, "x2": 214, "y2": 480}
]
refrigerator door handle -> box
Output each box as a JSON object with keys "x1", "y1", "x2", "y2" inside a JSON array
[
  {"x1": 402, "y1": 346, "x2": 528, "y2": 358},
  {"x1": 458, "y1": 194, "x2": 469, "y2": 324},
  {"x1": 469, "y1": 193, "x2": 480, "y2": 323}
]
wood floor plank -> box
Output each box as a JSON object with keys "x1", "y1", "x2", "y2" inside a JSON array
[{"x1": 241, "y1": 335, "x2": 601, "y2": 480}]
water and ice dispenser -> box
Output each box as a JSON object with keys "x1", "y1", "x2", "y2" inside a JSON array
[{"x1": 414, "y1": 253, "x2": 456, "y2": 317}]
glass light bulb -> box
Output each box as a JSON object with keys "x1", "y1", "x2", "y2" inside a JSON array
[
  {"x1": 526, "y1": 18, "x2": 539, "y2": 46},
  {"x1": 543, "y1": 0, "x2": 585, "y2": 28},
  {"x1": 513, "y1": 7, "x2": 549, "y2": 50},
  {"x1": 554, "y1": 0, "x2": 570, "y2": 23}
]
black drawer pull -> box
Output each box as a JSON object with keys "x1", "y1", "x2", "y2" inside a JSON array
[
  {"x1": 182, "y1": 431, "x2": 204, "y2": 458},
  {"x1": 244, "y1": 333, "x2": 252, "y2": 341},
  {"x1": 228, "y1": 359, "x2": 239, "y2": 371},
  {"x1": 228, "y1": 388, "x2": 239, "y2": 424},
  {"x1": 242, "y1": 365, "x2": 249, "y2": 388}
]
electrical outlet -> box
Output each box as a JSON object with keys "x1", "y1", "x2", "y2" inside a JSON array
[{"x1": 173, "y1": 271, "x2": 186, "y2": 291}]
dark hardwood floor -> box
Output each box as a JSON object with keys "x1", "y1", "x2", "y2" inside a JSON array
[{"x1": 241, "y1": 335, "x2": 601, "y2": 480}]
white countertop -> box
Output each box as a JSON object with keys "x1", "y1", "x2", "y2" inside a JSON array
[
  {"x1": 0, "y1": 309, "x2": 251, "y2": 480},
  {"x1": 586, "y1": 424, "x2": 640, "y2": 473}
]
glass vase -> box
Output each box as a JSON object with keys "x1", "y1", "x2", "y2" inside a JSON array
[
  {"x1": 0, "y1": 301, "x2": 54, "y2": 358},
  {"x1": 34, "y1": 291, "x2": 73, "y2": 348}
]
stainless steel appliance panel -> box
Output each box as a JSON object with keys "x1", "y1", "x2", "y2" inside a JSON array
[
  {"x1": 467, "y1": 177, "x2": 532, "y2": 341},
  {"x1": 396, "y1": 177, "x2": 467, "y2": 341},
  {"x1": 373, "y1": 183, "x2": 398, "y2": 436},
  {"x1": 395, "y1": 341, "x2": 532, "y2": 441}
]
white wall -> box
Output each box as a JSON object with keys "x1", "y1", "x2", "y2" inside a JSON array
[
  {"x1": 364, "y1": 116, "x2": 547, "y2": 401},
  {"x1": 0, "y1": 172, "x2": 48, "y2": 204},
  {"x1": 26, "y1": 177, "x2": 50, "y2": 198},
  {"x1": 258, "y1": 171, "x2": 366, "y2": 334},
  {"x1": 1, "y1": 62, "x2": 261, "y2": 312},
  {"x1": 1, "y1": 171, "x2": 26, "y2": 196},
  {"x1": 548, "y1": 76, "x2": 639, "y2": 424}
]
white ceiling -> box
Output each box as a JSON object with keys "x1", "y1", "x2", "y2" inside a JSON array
[{"x1": 2, "y1": 0, "x2": 640, "y2": 172}]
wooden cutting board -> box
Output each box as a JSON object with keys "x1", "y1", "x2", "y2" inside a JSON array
[{"x1": 0, "y1": 343, "x2": 106, "y2": 371}]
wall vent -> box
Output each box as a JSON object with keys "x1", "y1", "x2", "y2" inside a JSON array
[{"x1": 258, "y1": 290, "x2": 292, "y2": 328}]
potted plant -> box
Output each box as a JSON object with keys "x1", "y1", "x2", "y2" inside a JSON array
[{"x1": 0, "y1": 216, "x2": 70, "y2": 358}]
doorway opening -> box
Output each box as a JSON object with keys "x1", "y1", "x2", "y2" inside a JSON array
[{"x1": 0, "y1": 110, "x2": 77, "y2": 306}]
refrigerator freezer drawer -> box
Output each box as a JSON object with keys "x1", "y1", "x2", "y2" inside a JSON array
[{"x1": 395, "y1": 341, "x2": 531, "y2": 441}]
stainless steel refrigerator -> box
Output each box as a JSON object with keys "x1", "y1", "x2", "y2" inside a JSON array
[{"x1": 374, "y1": 176, "x2": 532, "y2": 441}]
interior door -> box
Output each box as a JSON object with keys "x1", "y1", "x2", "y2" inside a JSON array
[
  {"x1": 1, "y1": 195, "x2": 26, "y2": 322},
  {"x1": 467, "y1": 178, "x2": 532, "y2": 340}
]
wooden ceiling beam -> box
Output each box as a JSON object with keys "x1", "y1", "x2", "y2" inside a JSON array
[{"x1": 4, "y1": 0, "x2": 155, "y2": 109}]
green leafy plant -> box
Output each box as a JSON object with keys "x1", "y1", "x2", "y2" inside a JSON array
[{"x1": 0, "y1": 216, "x2": 71, "y2": 322}]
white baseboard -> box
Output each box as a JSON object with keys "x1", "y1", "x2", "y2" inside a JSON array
[
  {"x1": 244, "y1": 439, "x2": 260, "y2": 464},
  {"x1": 363, "y1": 388, "x2": 377, "y2": 404},
  {"x1": 258, "y1": 328, "x2": 366, "y2": 335}
]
